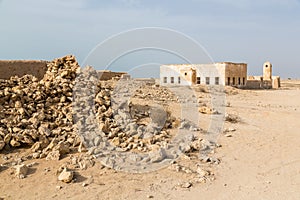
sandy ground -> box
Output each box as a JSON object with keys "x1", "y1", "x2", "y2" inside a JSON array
[{"x1": 1, "y1": 80, "x2": 300, "y2": 200}]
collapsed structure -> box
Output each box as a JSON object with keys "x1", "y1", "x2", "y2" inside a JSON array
[
  {"x1": 160, "y1": 61, "x2": 280, "y2": 89},
  {"x1": 0, "y1": 56, "x2": 176, "y2": 161},
  {"x1": 247, "y1": 61, "x2": 280, "y2": 89}
]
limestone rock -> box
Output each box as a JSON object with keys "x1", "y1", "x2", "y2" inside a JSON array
[
  {"x1": 15, "y1": 164, "x2": 29, "y2": 179},
  {"x1": 10, "y1": 139, "x2": 21, "y2": 147},
  {"x1": 198, "y1": 106, "x2": 218, "y2": 114},
  {"x1": 54, "y1": 141, "x2": 70, "y2": 155},
  {"x1": 46, "y1": 150, "x2": 61, "y2": 161},
  {"x1": 0, "y1": 140, "x2": 5, "y2": 150},
  {"x1": 58, "y1": 168, "x2": 74, "y2": 183}
]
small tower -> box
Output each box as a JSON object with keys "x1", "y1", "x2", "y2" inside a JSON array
[{"x1": 263, "y1": 61, "x2": 272, "y2": 81}]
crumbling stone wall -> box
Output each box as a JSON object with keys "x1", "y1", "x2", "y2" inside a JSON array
[
  {"x1": 0, "y1": 60, "x2": 48, "y2": 80},
  {"x1": 224, "y1": 62, "x2": 247, "y2": 86},
  {"x1": 98, "y1": 70, "x2": 126, "y2": 81},
  {"x1": 0, "y1": 55, "x2": 79, "y2": 158}
]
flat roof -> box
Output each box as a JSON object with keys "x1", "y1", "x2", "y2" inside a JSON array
[{"x1": 161, "y1": 62, "x2": 247, "y2": 66}]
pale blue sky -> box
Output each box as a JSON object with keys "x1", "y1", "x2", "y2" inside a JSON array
[{"x1": 0, "y1": 0, "x2": 299, "y2": 78}]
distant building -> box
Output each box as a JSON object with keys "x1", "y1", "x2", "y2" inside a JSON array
[
  {"x1": 160, "y1": 61, "x2": 280, "y2": 89},
  {"x1": 160, "y1": 62, "x2": 247, "y2": 86}
]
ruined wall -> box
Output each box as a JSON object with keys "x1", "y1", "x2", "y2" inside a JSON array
[
  {"x1": 224, "y1": 62, "x2": 247, "y2": 86},
  {"x1": 245, "y1": 80, "x2": 262, "y2": 89},
  {"x1": 0, "y1": 60, "x2": 48, "y2": 80},
  {"x1": 245, "y1": 79, "x2": 273, "y2": 89},
  {"x1": 272, "y1": 76, "x2": 280, "y2": 89},
  {"x1": 248, "y1": 76, "x2": 263, "y2": 81},
  {"x1": 98, "y1": 70, "x2": 126, "y2": 81}
]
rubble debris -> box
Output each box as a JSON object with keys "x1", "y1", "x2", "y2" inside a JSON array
[
  {"x1": 56, "y1": 185, "x2": 62, "y2": 190},
  {"x1": 180, "y1": 182, "x2": 192, "y2": 188},
  {"x1": 179, "y1": 119, "x2": 200, "y2": 131},
  {"x1": 225, "y1": 113, "x2": 240, "y2": 123},
  {"x1": 223, "y1": 127, "x2": 236, "y2": 133},
  {"x1": 0, "y1": 55, "x2": 79, "y2": 157},
  {"x1": 15, "y1": 164, "x2": 29, "y2": 179},
  {"x1": 199, "y1": 155, "x2": 221, "y2": 165},
  {"x1": 198, "y1": 106, "x2": 218, "y2": 114},
  {"x1": 58, "y1": 168, "x2": 74, "y2": 183}
]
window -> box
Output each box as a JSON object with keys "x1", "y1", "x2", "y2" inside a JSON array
[
  {"x1": 184, "y1": 72, "x2": 187, "y2": 76},
  {"x1": 196, "y1": 77, "x2": 201, "y2": 84},
  {"x1": 243, "y1": 77, "x2": 245, "y2": 85},
  {"x1": 163, "y1": 77, "x2": 167, "y2": 83},
  {"x1": 238, "y1": 77, "x2": 241, "y2": 85},
  {"x1": 205, "y1": 77, "x2": 210, "y2": 85},
  {"x1": 171, "y1": 77, "x2": 174, "y2": 83},
  {"x1": 215, "y1": 77, "x2": 219, "y2": 85},
  {"x1": 232, "y1": 77, "x2": 235, "y2": 85},
  {"x1": 227, "y1": 77, "x2": 230, "y2": 85},
  {"x1": 178, "y1": 77, "x2": 181, "y2": 84}
]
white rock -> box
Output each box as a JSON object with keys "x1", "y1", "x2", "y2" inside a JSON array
[
  {"x1": 15, "y1": 164, "x2": 29, "y2": 179},
  {"x1": 58, "y1": 168, "x2": 74, "y2": 183}
]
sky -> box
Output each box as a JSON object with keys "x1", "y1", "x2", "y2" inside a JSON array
[{"x1": 0, "y1": 0, "x2": 300, "y2": 78}]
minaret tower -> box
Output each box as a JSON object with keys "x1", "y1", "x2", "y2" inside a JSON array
[{"x1": 263, "y1": 61, "x2": 272, "y2": 80}]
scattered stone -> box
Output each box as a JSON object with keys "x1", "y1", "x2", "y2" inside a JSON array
[
  {"x1": 10, "y1": 139, "x2": 21, "y2": 147},
  {"x1": 26, "y1": 162, "x2": 37, "y2": 167},
  {"x1": 223, "y1": 127, "x2": 236, "y2": 133},
  {"x1": 56, "y1": 185, "x2": 62, "y2": 190},
  {"x1": 46, "y1": 150, "x2": 61, "y2": 161},
  {"x1": 58, "y1": 168, "x2": 74, "y2": 183},
  {"x1": 15, "y1": 164, "x2": 29, "y2": 179},
  {"x1": 181, "y1": 182, "x2": 192, "y2": 188},
  {"x1": 199, "y1": 155, "x2": 221, "y2": 164},
  {"x1": 225, "y1": 113, "x2": 240, "y2": 123},
  {"x1": 196, "y1": 167, "x2": 209, "y2": 178},
  {"x1": 44, "y1": 167, "x2": 51, "y2": 173},
  {"x1": 0, "y1": 141, "x2": 5, "y2": 150},
  {"x1": 82, "y1": 182, "x2": 88, "y2": 187},
  {"x1": 225, "y1": 134, "x2": 233, "y2": 137},
  {"x1": 147, "y1": 195, "x2": 154, "y2": 198},
  {"x1": 149, "y1": 148, "x2": 167, "y2": 163},
  {"x1": 198, "y1": 106, "x2": 218, "y2": 114},
  {"x1": 32, "y1": 152, "x2": 40, "y2": 159}
]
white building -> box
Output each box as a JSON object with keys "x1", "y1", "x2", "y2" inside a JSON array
[{"x1": 160, "y1": 62, "x2": 247, "y2": 86}]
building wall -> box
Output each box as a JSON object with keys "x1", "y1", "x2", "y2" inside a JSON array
[
  {"x1": 0, "y1": 60, "x2": 48, "y2": 80},
  {"x1": 194, "y1": 63, "x2": 225, "y2": 85},
  {"x1": 224, "y1": 62, "x2": 247, "y2": 86},
  {"x1": 160, "y1": 61, "x2": 280, "y2": 89},
  {"x1": 97, "y1": 70, "x2": 127, "y2": 81},
  {"x1": 160, "y1": 64, "x2": 226, "y2": 86},
  {"x1": 272, "y1": 76, "x2": 280, "y2": 89},
  {"x1": 160, "y1": 65, "x2": 194, "y2": 86},
  {"x1": 246, "y1": 79, "x2": 272, "y2": 89},
  {"x1": 245, "y1": 80, "x2": 262, "y2": 89},
  {"x1": 248, "y1": 76, "x2": 263, "y2": 81}
]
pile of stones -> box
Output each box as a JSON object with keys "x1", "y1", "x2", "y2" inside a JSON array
[
  {"x1": 0, "y1": 55, "x2": 179, "y2": 161},
  {"x1": 0, "y1": 55, "x2": 80, "y2": 160},
  {"x1": 96, "y1": 80, "x2": 177, "y2": 152},
  {"x1": 133, "y1": 84, "x2": 177, "y2": 103}
]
